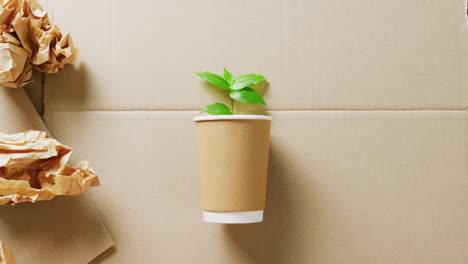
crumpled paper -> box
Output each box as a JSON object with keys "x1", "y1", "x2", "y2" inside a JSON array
[
  {"x1": 0, "y1": 0, "x2": 79, "y2": 88},
  {"x1": 0, "y1": 130, "x2": 99, "y2": 205},
  {"x1": 0, "y1": 241, "x2": 15, "y2": 264}
]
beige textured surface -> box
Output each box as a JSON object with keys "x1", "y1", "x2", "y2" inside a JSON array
[
  {"x1": 24, "y1": 71, "x2": 43, "y2": 115},
  {"x1": 0, "y1": 88, "x2": 114, "y2": 264},
  {"x1": 462, "y1": 15, "x2": 468, "y2": 108},
  {"x1": 42, "y1": 0, "x2": 468, "y2": 263},
  {"x1": 45, "y1": 0, "x2": 467, "y2": 111},
  {"x1": 44, "y1": 111, "x2": 468, "y2": 263}
]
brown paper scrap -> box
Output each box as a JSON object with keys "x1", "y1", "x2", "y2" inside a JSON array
[
  {"x1": 0, "y1": 130, "x2": 99, "y2": 205},
  {"x1": 0, "y1": 0, "x2": 79, "y2": 88},
  {"x1": 0, "y1": 241, "x2": 15, "y2": 264}
]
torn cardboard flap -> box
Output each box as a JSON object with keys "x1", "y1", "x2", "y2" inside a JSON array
[
  {"x1": 0, "y1": 0, "x2": 79, "y2": 88},
  {"x1": 0, "y1": 130, "x2": 100, "y2": 205},
  {"x1": 0, "y1": 241, "x2": 15, "y2": 264},
  {"x1": 0, "y1": 88, "x2": 113, "y2": 264}
]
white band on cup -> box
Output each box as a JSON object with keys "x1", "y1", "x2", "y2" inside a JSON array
[{"x1": 203, "y1": 210, "x2": 264, "y2": 224}]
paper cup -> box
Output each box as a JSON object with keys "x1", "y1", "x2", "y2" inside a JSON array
[{"x1": 194, "y1": 115, "x2": 272, "y2": 224}]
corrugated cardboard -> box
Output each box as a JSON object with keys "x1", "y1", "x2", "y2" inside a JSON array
[
  {"x1": 196, "y1": 118, "x2": 271, "y2": 212},
  {"x1": 45, "y1": 0, "x2": 467, "y2": 111},
  {"x1": 43, "y1": 110, "x2": 468, "y2": 263},
  {"x1": 40, "y1": 0, "x2": 468, "y2": 263},
  {"x1": 0, "y1": 88, "x2": 114, "y2": 264}
]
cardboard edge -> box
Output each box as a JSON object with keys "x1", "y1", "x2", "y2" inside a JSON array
[
  {"x1": 82, "y1": 194, "x2": 116, "y2": 263},
  {"x1": 460, "y1": 1, "x2": 468, "y2": 108},
  {"x1": 89, "y1": 246, "x2": 116, "y2": 264},
  {"x1": 2, "y1": 89, "x2": 116, "y2": 263}
]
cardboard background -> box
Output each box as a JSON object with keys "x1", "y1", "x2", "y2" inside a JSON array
[
  {"x1": 44, "y1": 111, "x2": 468, "y2": 263},
  {"x1": 44, "y1": 0, "x2": 468, "y2": 111},
  {"x1": 29, "y1": 0, "x2": 468, "y2": 263}
]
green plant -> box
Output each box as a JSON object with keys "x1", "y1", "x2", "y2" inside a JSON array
[{"x1": 197, "y1": 68, "x2": 266, "y2": 115}]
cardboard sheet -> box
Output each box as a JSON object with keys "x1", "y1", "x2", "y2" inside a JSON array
[
  {"x1": 0, "y1": 88, "x2": 113, "y2": 263},
  {"x1": 45, "y1": 0, "x2": 467, "y2": 111},
  {"x1": 44, "y1": 111, "x2": 468, "y2": 263},
  {"x1": 41, "y1": 0, "x2": 468, "y2": 263}
]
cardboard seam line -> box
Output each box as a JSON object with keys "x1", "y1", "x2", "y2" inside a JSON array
[
  {"x1": 43, "y1": 109, "x2": 468, "y2": 113},
  {"x1": 43, "y1": 106, "x2": 468, "y2": 114},
  {"x1": 39, "y1": 0, "x2": 52, "y2": 118},
  {"x1": 39, "y1": 72, "x2": 45, "y2": 116}
]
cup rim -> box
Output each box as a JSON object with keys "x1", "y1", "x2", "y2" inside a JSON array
[{"x1": 193, "y1": 115, "x2": 272, "y2": 122}]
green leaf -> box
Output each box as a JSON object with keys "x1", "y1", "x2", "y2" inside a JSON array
[
  {"x1": 231, "y1": 74, "x2": 266, "y2": 90},
  {"x1": 202, "y1": 103, "x2": 233, "y2": 115},
  {"x1": 230, "y1": 87, "x2": 266, "y2": 105},
  {"x1": 197, "y1": 72, "x2": 230, "y2": 90},
  {"x1": 223, "y1": 68, "x2": 234, "y2": 85}
]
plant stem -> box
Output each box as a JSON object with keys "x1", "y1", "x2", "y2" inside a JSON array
[{"x1": 231, "y1": 98, "x2": 235, "y2": 114}]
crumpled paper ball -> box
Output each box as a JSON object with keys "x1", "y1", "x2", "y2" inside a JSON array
[
  {"x1": 0, "y1": 130, "x2": 99, "y2": 205},
  {"x1": 0, "y1": 241, "x2": 15, "y2": 264},
  {"x1": 0, "y1": 0, "x2": 79, "y2": 88}
]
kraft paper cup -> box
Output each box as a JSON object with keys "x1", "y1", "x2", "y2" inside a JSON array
[{"x1": 194, "y1": 115, "x2": 272, "y2": 224}]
